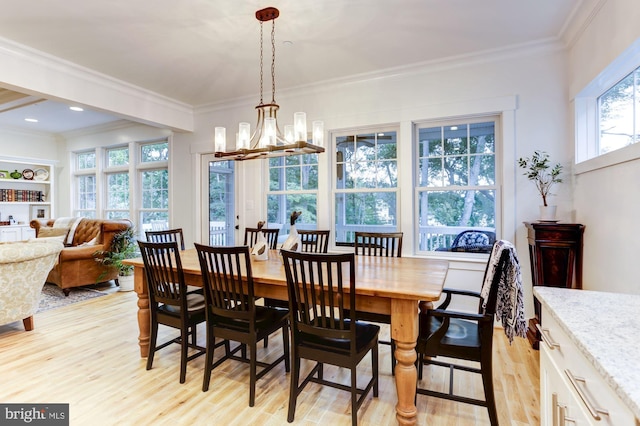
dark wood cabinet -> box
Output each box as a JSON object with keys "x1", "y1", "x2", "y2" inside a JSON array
[{"x1": 524, "y1": 222, "x2": 585, "y2": 349}]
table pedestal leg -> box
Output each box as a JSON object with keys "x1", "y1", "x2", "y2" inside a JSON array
[
  {"x1": 391, "y1": 299, "x2": 418, "y2": 426},
  {"x1": 134, "y1": 267, "x2": 150, "y2": 358}
]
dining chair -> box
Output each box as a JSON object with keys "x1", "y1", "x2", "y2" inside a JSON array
[
  {"x1": 146, "y1": 228, "x2": 186, "y2": 251},
  {"x1": 353, "y1": 231, "x2": 403, "y2": 374},
  {"x1": 281, "y1": 249, "x2": 379, "y2": 426},
  {"x1": 416, "y1": 240, "x2": 525, "y2": 426},
  {"x1": 297, "y1": 229, "x2": 330, "y2": 253},
  {"x1": 243, "y1": 227, "x2": 279, "y2": 249},
  {"x1": 194, "y1": 243, "x2": 290, "y2": 407},
  {"x1": 137, "y1": 240, "x2": 206, "y2": 384}
]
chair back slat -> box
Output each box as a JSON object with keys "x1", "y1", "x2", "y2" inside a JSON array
[
  {"x1": 137, "y1": 240, "x2": 187, "y2": 309},
  {"x1": 146, "y1": 228, "x2": 185, "y2": 251},
  {"x1": 195, "y1": 244, "x2": 254, "y2": 321},
  {"x1": 354, "y1": 231, "x2": 403, "y2": 257},
  {"x1": 282, "y1": 250, "x2": 355, "y2": 345},
  {"x1": 298, "y1": 230, "x2": 330, "y2": 253},
  {"x1": 244, "y1": 228, "x2": 279, "y2": 250}
]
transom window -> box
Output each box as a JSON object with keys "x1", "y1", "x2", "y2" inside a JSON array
[
  {"x1": 415, "y1": 119, "x2": 497, "y2": 253},
  {"x1": 598, "y1": 66, "x2": 640, "y2": 154}
]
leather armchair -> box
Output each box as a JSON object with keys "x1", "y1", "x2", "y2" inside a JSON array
[{"x1": 30, "y1": 218, "x2": 132, "y2": 295}]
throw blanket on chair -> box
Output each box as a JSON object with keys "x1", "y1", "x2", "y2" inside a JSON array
[
  {"x1": 480, "y1": 240, "x2": 527, "y2": 343},
  {"x1": 54, "y1": 217, "x2": 83, "y2": 246}
]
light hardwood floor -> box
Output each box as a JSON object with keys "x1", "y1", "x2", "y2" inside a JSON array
[{"x1": 0, "y1": 286, "x2": 540, "y2": 425}]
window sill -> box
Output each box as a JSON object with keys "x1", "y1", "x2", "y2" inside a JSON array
[{"x1": 575, "y1": 142, "x2": 640, "y2": 175}]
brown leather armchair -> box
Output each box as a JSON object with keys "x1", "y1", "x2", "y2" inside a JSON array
[{"x1": 30, "y1": 218, "x2": 132, "y2": 295}]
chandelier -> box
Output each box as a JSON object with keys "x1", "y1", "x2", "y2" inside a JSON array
[{"x1": 214, "y1": 7, "x2": 324, "y2": 161}]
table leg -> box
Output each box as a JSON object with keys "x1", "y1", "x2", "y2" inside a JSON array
[
  {"x1": 134, "y1": 266, "x2": 150, "y2": 358},
  {"x1": 391, "y1": 299, "x2": 419, "y2": 426}
]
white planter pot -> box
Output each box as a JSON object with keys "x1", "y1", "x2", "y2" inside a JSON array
[
  {"x1": 539, "y1": 205, "x2": 557, "y2": 221},
  {"x1": 118, "y1": 274, "x2": 135, "y2": 292}
]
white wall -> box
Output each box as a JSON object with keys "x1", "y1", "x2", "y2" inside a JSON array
[{"x1": 568, "y1": 0, "x2": 640, "y2": 293}]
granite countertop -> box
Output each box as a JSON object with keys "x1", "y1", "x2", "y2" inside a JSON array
[{"x1": 533, "y1": 286, "x2": 640, "y2": 419}]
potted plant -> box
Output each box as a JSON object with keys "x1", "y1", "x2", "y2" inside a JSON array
[
  {"x1": 95, "y1": 227, "x2": 138, "y2": 291},
  {"x1": 518, "y1": 150, "x2": 563, "y2": 220}
]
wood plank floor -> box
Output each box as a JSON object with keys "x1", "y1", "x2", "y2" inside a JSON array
[{"x1": 0, "y1": 285, "x2": 540, "y2": 425}]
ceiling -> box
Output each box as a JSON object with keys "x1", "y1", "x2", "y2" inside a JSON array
[{"x1": 0, "y1": 0, "x2": 582, "y2": 134}]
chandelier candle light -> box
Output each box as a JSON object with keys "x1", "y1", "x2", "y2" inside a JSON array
[{"x1": 214, "y1": 7, "x2": 324, "y2": 161}]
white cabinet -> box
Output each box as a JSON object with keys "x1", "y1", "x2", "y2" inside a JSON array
[
  {"x1": 0, "y1": 225, "x2": 36, "y2": 242},
  {"x1": 539, "y1": 306, "x2": 636, "y2": 425}
]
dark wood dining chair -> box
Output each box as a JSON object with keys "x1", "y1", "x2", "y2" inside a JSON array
[
  {"x1": 298, "y1": 229, "x2": 330, "y2": 253},
  {"x1": 194, "y1": 243, "x2": 290, "y2": 407},
  {"x1": 353, "y1": 231, "x2": 403, "y2": 374},
  {"x1": 416, "y1": 240, "x2": 524, "y2": 426},
  {"x1": 137, "y1": 240, "x2": 206, "y2": 384},
  {"x1": 243, "y1": 227, "x2": 279, "y2": 249},
  {"x1": 281, "y1": 249, "x2": 379, "y2": 426},
  {"x1": 146, "y1": 228, "x2": 186, "y2": 250}
]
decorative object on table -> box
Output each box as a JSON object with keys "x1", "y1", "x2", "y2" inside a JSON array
[
  {"x1": 21, "y1": 169, "x2": 34, "y2": 180},
  {"x1": 212, "y1": 7, "x2": 324, "y2": 161},
  {"x1": 518, "y1": 150, "x2": 563, "y2": 221},
  {"x1": 0, "y1": 170, "x2": 8, "y2": 179},
  {"x1": 280, "y1": 211, "x2": 302, "y2": 252},
  {"x1": 33, "y1": 168, "x2": 49, "y2": 181},
  {"x1": 94, "y1": 227, "x2": 138, "y2": 291},
  {"x1": 250, "y1": 221, "x2": 270, "y2": 261},
  {"x1": 9, "y1": 169, "x2": 22, "y2": 179}
]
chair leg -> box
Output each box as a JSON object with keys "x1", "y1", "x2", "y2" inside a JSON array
[
  {"x1": 287, "y1": 353, "x2": 301, "y2": 423},
  {"x1": 282, "y1": 323, "x2": 291, "y2": 372},
  {"x1": 351, "y1": 366, "x2": 358, "y2": 426},
  {"x1": 146, "y1": 316, "x2": 158, "y2": 371},
  {"x1": 179, "y1": 324, "x2": 189, "y2": 384},
  {"x1": 22, "y1": 316, "x2": 34, "y2": 331},
  {"x1": 202, "y1": 326, "x2": 215, "y2": 392},
  {"x1": 481, "y1": 358, "x2": 498, "y2": 426},
  {"x1": 373, "y1": 343, "x2": 379, "y2": 397},
  {"x1": 390, "y1": 339, "x2": 396, "y2": 376},
  {"x1": 249, "y1": 340, "x2": 257, "y2": 407}
]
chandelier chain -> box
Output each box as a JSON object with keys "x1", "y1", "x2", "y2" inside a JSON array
[
  {"x1": 271, "y1": 19, "x2": 276, "y2": 104},
  {"x1": 259, "y1": 21, "x2": 264, "y2": 105}
]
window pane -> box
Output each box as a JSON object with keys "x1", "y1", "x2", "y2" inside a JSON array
[
  {"x1": 334, "y1": 192, "x2": 397, "y2": 243},
  {"x1": 267, "y1": 193, "x2": 317, "y2": 239},
  {"x1": 141, "y1": 142, "x2": 169, "y2": 162},
  {"x1": 107, "y1": 147, "x2": 129, "y2": 167},
  {"x1": 599, "y1": 73, "x2": 635, "y2": 154},
  {"x1": 77, "y1": 151, "x2": 95, "y2": 170},
  {"x1": 106, "y1": 173, "x2": 129, "y2": 209},
  {"x1": 78, "y1": 175, "x2": 96, "y2": 209},
  {"x1": 142, "y1": 170, "x2": 168, "y2": 209}
]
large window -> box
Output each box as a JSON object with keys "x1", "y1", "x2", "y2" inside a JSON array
[
  {"x1": 72, "y1": 140, "x2": 169, "y2": 236},
  {"x1": 333, "y1": 128, "x2": 398, "y2": 244},
  {"x1": 415, "y1": 119, "x2": 497, "y2": 253},
  {"x1": 267, "y1": 154, "x2": 319, "y2": 240}
]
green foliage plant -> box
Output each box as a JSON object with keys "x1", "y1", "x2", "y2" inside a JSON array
[
  {"x1": 94, "y1": 227, "x2": 138, "y2": 278},
  {"x1": 517, "y1": 151, "x2": 563, "y2": 207}
]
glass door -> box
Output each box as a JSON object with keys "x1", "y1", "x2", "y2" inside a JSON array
[{"x1": 202, "y1": 155, "x2": 235, "y2": 245}]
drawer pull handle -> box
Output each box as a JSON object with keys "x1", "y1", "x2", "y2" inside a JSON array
[
  {"x1": 536, "y1": 324, "x2": 560, "y2": 349},
  {"x1": 565, "y1": 369, "x2": 609, "y2": 420}
]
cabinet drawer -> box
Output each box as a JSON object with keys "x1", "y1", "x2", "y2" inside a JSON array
[{"x1": 540, "y1": 307, "x2": 636, "y2": 425}]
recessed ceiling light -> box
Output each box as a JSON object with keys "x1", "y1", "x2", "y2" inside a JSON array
[
  {"x1": 69, "y1": 106, "x2": 84, "y2": 112},
  {"x1": 24, "y1": 118, "x2": 38, "y2": 123},
  {"x1": 450, "y1": 126, "x2": 458, "y2": 130}
]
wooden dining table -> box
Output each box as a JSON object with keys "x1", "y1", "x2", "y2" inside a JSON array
[{"x1": 124, "y1": 249, "x2": 448, "y2": 426}]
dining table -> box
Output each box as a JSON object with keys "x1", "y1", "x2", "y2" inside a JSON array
[{"x1": 124, "y1": 249, "x2": 449, "y2": 426}]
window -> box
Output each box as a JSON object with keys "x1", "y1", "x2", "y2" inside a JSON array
[
  {"x1": 267, "y1": 154, "x2": 319, "y2": 240},
  {"x1": 598, "y1": 67, "x2": 640, "y2": 154},
  {"x1": 74, "y1": 150, "x2": 97, "y2": 218},
  {"x1": 105, "y1": 147, "x2": 130, "y2": 220},
  {"x1": 139, "y1": 141, "x2": 169, "y2": 232},
  {"x1": 333, "y1": 127, "x2": 398, "y2": 244},
  {"x1": 415, "y1": 119, "x2": 497, "y2": 253}
]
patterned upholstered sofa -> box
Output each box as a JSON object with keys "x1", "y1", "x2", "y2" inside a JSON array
[
  {"x1": 30, "y1": 218, "x2": 132, "y2": 295},
  {"x1": 0, "y1": 240, "x2": 63, "y2": 330}
]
